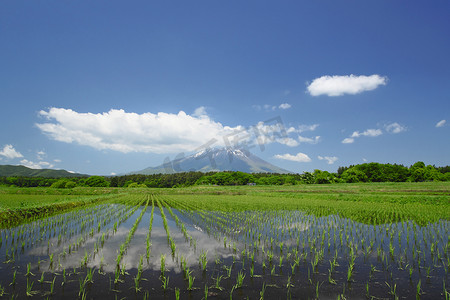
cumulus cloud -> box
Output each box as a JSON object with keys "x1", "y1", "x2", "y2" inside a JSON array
[
  {"x1": 384, "y1": 122, "x2": 407, "y2": 134},
  {"x1": 274, "y1": 152, "x2": 311, "y2": 162},
  {"x1": 342, "y1": 137, "x2": 354, "y2": 144},
  {"x1": 36, "y1": 108, "x2": 247, "y2": 154},
  {"x1": 307, "y1": 74, "x2": 387, "y2": 97},
  {"x1": 36, "y1": 150, "x2": 47, "y2": 160},
  {"x1": 0, "y1": 144, "x2": 23, "y2": 159},
  {"x1": 193, "y1": 106, "x2": 207, "y2": 117},
  {"x1": 342, "y1": 128, "x2": 382, "y2": 144},
  {"x1": 286, "y1": 124, "x2": 319, "y2": 134},
  {"x1": 283, "y1": 124, "x2": 321, "y2": 144},
  {"x1": 37, "y1": 107, "x2": 301, "y2": 154},
  {"x1": 279, "y1": 103, "x2": 291, "y2": 110},
  {"x1": 351, "y1": 129, "x2": 383, "y2": 138},
  {"x1": 20, "y1": 159, "x2": 54, "y2": 169},
  {"x1": 298, "y1": 135, "x2": 321, "y2": 144},
  {"x1": 343, "y1": 122, "x2": 406, "y2": 144},
  {"x1": 277, "y1": 137, "x2": 299, "y2": 147},
  {"x1": 298, "y1": 124, "x2": 319, "y2": 133},
  {"x1": 436, "y1": 119, "x2": 446, "y2": 128},
  {"x1": 318, "y1": 156, "x2": 338, "y2": 165}
]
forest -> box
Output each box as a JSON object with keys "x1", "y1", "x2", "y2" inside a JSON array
[{"x1": 0, "y1": 161, "x2": 449, "y2": 188}]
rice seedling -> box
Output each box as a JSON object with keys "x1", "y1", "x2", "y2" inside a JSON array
[
  {"x1": 160, "y1": 276, "x2": 169, "y2": 291},
  {"x1": 26, "y1": 278, "x2": 37, "y2": 297},
  {"x1": 259, "y1": 282, "x2": 266, "y2": 300},
  {"x1": 38, "y1": 271, "x2": 45, "y2": 284},
  {"x1": 187, "y1": 274, "x2": 195, "y2": 290},
  {"x1": 85, "y1": 267, "x2": 94, "y2": 284},
  {"x1": 213, "y1": 275, "x2": 223, "y2": 291},
  {"x1": 160, "y1": 254, "x2": 166, "y2": 277},
  {"x1": 236, "y1": 270, "x2": 245, "y2": 288},
  {"x1": 199, "y1": 250, "x2": 208, "y2": 272},
  {"x1": 10, "y1": 269, "x2": 17, "y2": 286},
  {"x1": 385, "y1": 281, "x2": 397, "y2": 299},
  {"x1": 49, "y1": 276, "x2": 56, "y2": 294}
]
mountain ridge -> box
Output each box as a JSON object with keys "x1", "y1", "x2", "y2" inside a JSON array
[
  {"x1": 0, "y1": 165, "x2": 88, "y2": 178},
  {"x1": 131, "y1": 148, "x2": 291, "y2": 175}
]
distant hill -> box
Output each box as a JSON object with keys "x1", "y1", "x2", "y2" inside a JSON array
[
  {"x1": 0, "y1": 165, "x2": 88, "y2": 178},
  {"x1": 131, "y1": 148, "x2": 292, "y2": 175}
]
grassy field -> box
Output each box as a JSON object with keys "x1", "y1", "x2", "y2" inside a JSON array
[{"x1": 0, "y1": 182, "x2": 449, "y2": 227}]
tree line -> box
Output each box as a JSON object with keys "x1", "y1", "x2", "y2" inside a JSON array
[{"x1": 0, "y1": 162, "x2": 449, "y2": 188}]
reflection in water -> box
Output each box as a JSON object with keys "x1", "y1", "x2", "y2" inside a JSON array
[{"x1": 0, "y1": 203, "x2": 448, "y2": 300}]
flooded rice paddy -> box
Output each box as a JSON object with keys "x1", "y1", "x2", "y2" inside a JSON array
[{"x1": 0, "y1": 194, "x2": 448, "y2": 299}]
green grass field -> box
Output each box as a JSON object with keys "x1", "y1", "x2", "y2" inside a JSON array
[{"x1": 0, "y1": 182, "x2": 449, "y2": 227}]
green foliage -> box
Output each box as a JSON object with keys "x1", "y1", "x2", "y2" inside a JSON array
[
  {"x1": 51, "y1": 179, "x2": 70, "y2": 188},
  {"x1": 313, "y1": 170, "x2": 337, "y2": 184},
  {"x1": 127, "y1": 182, "x2": 147, "y2": 188},
  {"x1": 65, "y1": 181, "x2": 77, "y2": 188},
  {"x1": 1, "y1": 161, "x2": 449, "y2": 189},
  {"x1": 341, "y1": 168, "x2": 368, "y2": 183},
  {"x1": 196, "y1": 171, "x2": 255, "y2": 185},
  {"x1": 85, "y1": 176, "x2": 110, "y2": 187},
  {"x1": 409, "y1": 165, "x2": 444, "y2": 182}
]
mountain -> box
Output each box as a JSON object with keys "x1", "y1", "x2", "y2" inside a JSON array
[
  {"x1": 132, "y1": 148, "x2": 292, "y2": 174},
  {"x1": 0, "y1": 165, "x2": 88, "y2": 178}
]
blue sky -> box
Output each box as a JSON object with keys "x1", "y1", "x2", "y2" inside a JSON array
[{"x1": 1, "y1": 1, "x2": 449, "y2": 175}]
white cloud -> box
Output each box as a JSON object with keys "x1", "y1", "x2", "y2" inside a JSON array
[
  {"x1": 343, "y1": 128, "x2": 382, "y2": 144},
  {"x1": 37, "y1": 107, "x2": 299, "y2": 154},
  {"x1": 436, "y1": 119, "x2": 446, "y2": 128},
  {"x1": 20, "y1": 159, "x2": 54, "y2": 169},
  {"x1": 54, "y1": 159, "x2": 62, "y2": 163},
  {"x1": 0, "y1": 144, "x2": 23, "y2": 159},
  {"x1": 254, "y1": 103, "x2": 291, "y2": 111},
  {"x1": 276, "y1": 125, "x2": 321, "y2": 146},
  {"x1": 279, "y1": 103, "x2": 291, "y2": 110},
  {"x1": 385, "y1": 122, "x2": 406, "y2": 134},
  {"x1": 351, "y1": 129, "x2": 383, "y2": 138},
  {"x1": 298, "y1": 135, "x2": 321, "y2": 144},
  {"x1": 277, "y1": 137, "x2": 299, "y2": 147},
  {"x1": 342, "y1": 137, "x2": 355, "y2": 144},
  {"x1": 263, "y1": 104, "x2": 277, "y2": 111},
  {"x1": 318, "y1": 156, "x2": 338, "y2": 165},
  {"x1": 193, "y1": 106, "x2": 207, "y2": 117},
  {"x1": 274, "y1": 152, "x2": 312, "y2": 162},
  {"x1": 36, "y1": 150, "x2": 46, "y2": 160},
  {"x1": 37, "y1": 108, "x2": 247, "y2": 154},
  {"x1": 307, "y1": 74, "x2": 387, "y2": 97},
  {"x1": 298, "y1": 124, "x2": 319, "y2": 133}
]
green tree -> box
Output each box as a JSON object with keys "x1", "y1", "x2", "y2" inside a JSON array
[
  {"x1": 85, "y1": 176, "x2": 109, "y2": 187},
  {"x1": 51, "y1": 179, "x2": 69, "y2": 188},
  {"x1": 313, "y1": 170, "x2": 336, "y2": 184},
  {"x1": 65, "y1": 181, "x2": 77, "y2": 188},
  {"x1": 341, "y1": 168, "x2": 368, "y2": 183}
]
